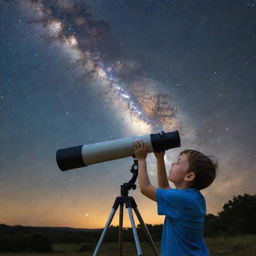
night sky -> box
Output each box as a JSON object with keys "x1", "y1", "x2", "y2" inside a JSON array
[{"x1": 1, "y1": 0, "x2": 256, "y2": 229}]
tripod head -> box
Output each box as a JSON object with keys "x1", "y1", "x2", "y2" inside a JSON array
[{"x1": 120, "y1": 155, "x2": 138, "y2": 196}]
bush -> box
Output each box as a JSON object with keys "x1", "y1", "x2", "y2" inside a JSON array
[
  {"x1": 0, "y1": 235, "x2": 10, "y2": 252},
  {"x1": 29, "y1": 233, "x2": 53, "y2": 252}
]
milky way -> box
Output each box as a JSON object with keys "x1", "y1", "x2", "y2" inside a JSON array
[{"x1": 21, "y1": 0, "x2": 182, "y2": 134}]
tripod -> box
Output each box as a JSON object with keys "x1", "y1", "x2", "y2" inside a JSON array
[{"x1": 92, "y1": 157, "x2": 160, "y2": 256}]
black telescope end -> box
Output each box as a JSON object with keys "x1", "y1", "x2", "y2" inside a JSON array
[
  {"x1": 175, "y1": 130, "x2": 181, "y2": 147},
  {"x1": 150, "y1": 130, "x2": 181, "y2": 152},
  {"x1": 56, "y1": 145, "x2": 85, "y2": 171}
]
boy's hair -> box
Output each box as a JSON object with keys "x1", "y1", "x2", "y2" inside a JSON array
[{"x1": 179, "y1": 149, "x2": 218, "y2": 190}]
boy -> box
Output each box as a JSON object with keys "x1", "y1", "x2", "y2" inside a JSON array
[{"x1": 132, "y1": 139, "x2": 218, "y2": 256}]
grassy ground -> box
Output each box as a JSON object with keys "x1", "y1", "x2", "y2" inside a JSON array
[
  {"x1": 206, "y1": 235, "x2": 256, "y2": 256},
  {"x1": 0, "y1": 235, "x2": 255, "y2": 255}
]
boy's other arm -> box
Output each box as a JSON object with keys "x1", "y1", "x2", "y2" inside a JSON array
[
  {"x1": 156, "y1": 157, "x2": 170, "y2": 189},
  {"x1": 138, "y1": 159, "x2": 157, "y2": 202}
]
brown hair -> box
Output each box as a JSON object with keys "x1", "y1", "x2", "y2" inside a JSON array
[{"x1": 179, "y1": 149, "x2": 218, "y2": 190}]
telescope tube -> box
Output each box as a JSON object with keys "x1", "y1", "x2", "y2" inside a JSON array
[{"x1": 56, "y1": 130, "x2": 180, "y2": 171}]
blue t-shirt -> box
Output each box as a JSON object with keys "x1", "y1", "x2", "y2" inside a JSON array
[{"x1": 156, "y1": 187, "x2": 209, "y2": 256}]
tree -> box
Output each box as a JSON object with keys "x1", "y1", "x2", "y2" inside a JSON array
[
  {"x1": 204, "y1": 214, "x2": 221, "y2": 236},
  {"x1": 218, "y1": 194, "x2": 256, "y2": 234}
]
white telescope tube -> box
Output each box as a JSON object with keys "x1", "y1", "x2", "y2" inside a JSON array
[
  {"x1": 56, "y1": 130, "x2": 180, "y2": 171},
  {"x1": 82, "y1": 134, "x2": 152, "y2": 165}
]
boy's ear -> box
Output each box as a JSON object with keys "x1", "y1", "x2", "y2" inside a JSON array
[{"x1": 184, "y1": 171, "x2": 196, "y2": 182}]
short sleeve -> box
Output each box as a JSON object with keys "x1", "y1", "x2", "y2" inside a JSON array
[{"x1": 156, "y1": 188, "x2": 185, "y2": 219}]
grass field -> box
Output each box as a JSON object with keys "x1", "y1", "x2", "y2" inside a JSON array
[{"x1": 0, "y1": 235, "x2": 255, "y2": 255}]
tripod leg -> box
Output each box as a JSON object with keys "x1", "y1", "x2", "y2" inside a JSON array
[
  {"x1": 93, "y1": 207, "x2": 117, "y2": 256},
  {"x1": 119, "y1": 203, "x2": 124, "y2": 256},
  {"x1": 127, "y1": 207, "x2": 143, "y2": 256},
  {"x1": 133, "y1": 207, "x2": 159, "y2": 256}
]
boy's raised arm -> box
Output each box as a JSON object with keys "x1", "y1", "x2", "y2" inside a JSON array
[
  {"x1": 132, "y1": 139, "x2": 157, "y2": 202},
  {"x1": 155, "y1": 152, "x2": 170, "y2": 189}
]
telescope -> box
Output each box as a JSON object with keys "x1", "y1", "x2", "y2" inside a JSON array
[{"x1": 56, "y1": 130, "x2": 180, "y2": 171}]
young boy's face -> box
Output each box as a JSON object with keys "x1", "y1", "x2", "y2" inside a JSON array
[{"x1": 168, "y1": 153, "x2": 190, "y2": 185}]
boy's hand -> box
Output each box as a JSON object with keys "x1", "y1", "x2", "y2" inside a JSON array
[
  {"x1": 154, "y1": 150, "x2": 165, "y2": 159},
  {"x1": 133, "y1": 139, "x2": 148, "y2": 160}
]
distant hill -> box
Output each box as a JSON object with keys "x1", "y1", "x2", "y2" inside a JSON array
[{"x1": 0, "y1": 223, "x2": 101, "y2": 233}]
